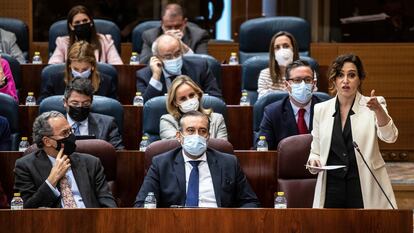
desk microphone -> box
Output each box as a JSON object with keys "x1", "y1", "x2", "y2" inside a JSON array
[{"x1": 352, "y1": 141, "x2": 395, "y2": 209}]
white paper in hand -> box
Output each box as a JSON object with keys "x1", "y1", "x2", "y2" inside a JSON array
[{"x1": 306, "y1": 165, "x2": 346, "y2": 171}]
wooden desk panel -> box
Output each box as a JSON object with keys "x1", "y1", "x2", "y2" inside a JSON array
[
  {"x1": 226, "y1": 105, "x2": 253, "y2": 149},
  {"x1": 221, "y1": 65, "x2": 242, "y2": 105},
  {"x1": 19, "y1": 64, "x2": 45, "y2": 104},
  {"x1": 0, "y1": 208, "x2": 411, "y2": 233},
  {"x1": 122, "y1": 105, "x2": 142, "y2": 150},
  {"x1": 113, "y1": 64, "x2": 145, "y2": 105}
]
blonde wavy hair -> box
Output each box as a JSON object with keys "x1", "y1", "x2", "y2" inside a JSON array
[
  {"x1": 65, "y1": 40, "x2": 100, "y2": 92},
  {"x1": 166, "y1": 75, "x2": 212, "y2": 120}
]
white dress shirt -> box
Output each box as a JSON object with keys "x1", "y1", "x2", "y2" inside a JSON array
[
  {"x1": 290, "y1": 99, "x2": 312, "y2": 128},
  {"x1": 67, "y1": 114, "x2": 89, "y2": 135},
  {"x1": 182, "y1": 150, "x2": 218, "y2": 207},
  {"x1": 45, "y1": 155, "x2": 86, "y2": 208}
]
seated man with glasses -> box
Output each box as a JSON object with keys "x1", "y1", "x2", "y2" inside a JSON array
[
  {"x1": 63, "y1": 78, "x2": 124, "y2": 150},
  {"x1": 257, "y1": 60, "x2": 323, "y2": 150},
  {"x1": 136, "y1": 34, "x2": 222, "y2": 102},
  {"x1": 13, "y1": 111, "x2": 117, "y2": 208},
  {"x1": 134, "y1": 110, "x2": 260, "y2": 208}
]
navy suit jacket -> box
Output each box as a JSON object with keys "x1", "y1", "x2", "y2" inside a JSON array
[
  {"x1": 38, "y1": 72, "x2": 117, "y2": 103},
  {"x1": 258, "y1": 96, "x2": 322, "y2": 150},
  {"x1": 88, "y1": 113, "x2": 124, "y2": 150},
  {"x1": 134, "y1": 147, "x2": 260, "y2": 208},
  {"x1": 139, "y1": 25, "x2": 210, "y2": 64},
  {"x1": 14, "y1": 150, "x2": 117, "y2": 208},
  {"x1": 136, "y1": 57, "x2": 222, "y2": 102}
]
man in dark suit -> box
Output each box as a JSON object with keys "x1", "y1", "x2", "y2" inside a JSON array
[
  {"x1": 0, "y1": 116, "x2": 11, "y2": 151},
  {"x1": 136, "y1": 34, "x2": 221, "y2": 102},
  {"x1": 139, "y1": 3, "x2": 210, "y2": 64},
  {"x1": 258, "y1": 60, "x2": 324, "y2": 150},
  {"x1": 134, "y1": 111, "x2": 259, "y2": 208},
  {"x1": 14, "y1": 111, "x2": 116, "y2": 208},
  {"x1": 63, "y1": 78, "x2": 124, "y2": 150}
]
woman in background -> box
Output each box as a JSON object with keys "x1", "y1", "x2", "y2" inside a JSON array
[
  {"x1": 257, "y1": 31, "x2": 299, "y2": 99},
  {"x1": 49, "y1": 5, "x2": 122, "y2": 64},
  {"x1": 0, "y1": 56, "x2": 18, "y2": 102},
  {"x1": 307, "y1": 54, "x2": 397, "y2": 209},
  {"x1": 160, "y1": 75, "x2": 227, "y2": 140},
  {"x1": 39, "y1": 41, "x2": 117, "y2": 103}
]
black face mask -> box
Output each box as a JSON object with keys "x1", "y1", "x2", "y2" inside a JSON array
[
  {"x1": 68, "y1": 106, "x2": 90, "y2": 122},
  {"x1": 55, "y1": 133, "x2": 77, "y2": 155},
  {"x1": 73, "y1": 23, "x2": 92, "y2": 40}
]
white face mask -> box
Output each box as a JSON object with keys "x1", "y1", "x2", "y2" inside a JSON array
[
  {"x1": 71, "y1": 68, "x2": 92, "y2": 79},
  {"x1": 163, "y1": 56, "x2": 183, "y2": 75},
  {"x1": 275, "y1": 48, "x2": 294, "y2": 67},
  {"x1": 179, "y1": 98, "x2": 199, "y2": 113},
  {"x1": 289, "y1": 81, "x2": 313, "y2": 104}
]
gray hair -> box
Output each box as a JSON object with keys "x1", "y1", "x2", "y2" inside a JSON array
[
  {"x1": 151, "y1": 34, "x2": 183, "y2": 56},
  {"x1": 33, "y1": 111, "x2": 65, "y2": 148}
]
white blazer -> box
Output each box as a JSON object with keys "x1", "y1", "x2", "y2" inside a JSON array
[{"x1": 309, "y1": 92, "x2": 398, "y2": 209}]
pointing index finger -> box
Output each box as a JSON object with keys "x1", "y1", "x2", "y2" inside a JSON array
[{"x1": 370, "y1": 89, "x2": 376, "y2": 97}]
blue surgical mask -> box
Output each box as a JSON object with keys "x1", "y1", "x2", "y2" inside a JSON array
[
  {"x1": 163, "y1": 56, "x2": 183, "y2": 75},
  {"x1": 71, "y1": 68, "x2": 92, "y2": 79},
  {"x1": 290, "y1": 81, "x2": 313, "y2": 104},
  {"x1": 181, "y1": 134, "x2": 207, "y2": 157}
]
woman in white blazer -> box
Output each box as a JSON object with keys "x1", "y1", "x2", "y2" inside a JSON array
[
  {"x1": 160, "y1": 75, "x2": 227, "y2": 140},
  {"x1": 307, "y1": 54, "x2": 398, "y2": 209}
]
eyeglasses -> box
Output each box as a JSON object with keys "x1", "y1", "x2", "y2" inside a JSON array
[
  {"x1": 50, "y1": 128, "x2": 73, "y2": 139},
  {"x1": 68, "y1": 101, "x2": 91, "y2": 108},
  {"x1": 288, "y1": 77, "x2": 314, "y2": 84},
  {"x1": 183, "y1": 127, "x2": 209, "y2": 138}
]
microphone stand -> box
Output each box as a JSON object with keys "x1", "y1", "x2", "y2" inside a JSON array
[{"x1": 353, "y1": 141, "x2": 395, "y2": 209}]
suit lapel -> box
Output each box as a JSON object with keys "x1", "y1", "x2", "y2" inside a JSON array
[
  {"x1": 69, "y1": 153, "x2": 92, "y2": 207},
  {"x1": 320, "y1": 97, "x2": 336, "y2": 165},
  {"x1": 182, "y1": 28, "x2": 192, "y2": 48},
  {"x1": 88, "y1": 115, "x2": 98, "y2": 137},
  {"x1": 206, "y1": 149, "x2": 222, "y2": 207},
  {"x1": 34, "y1": 150, "x2": 53, "y2": 182},
  {"x1": 173, "y1": 150, "x2": 186, "y2": 204},
  {"x1": 350, "y1": 92, "x2": 362, "y2": 147},
  {"x1": 282, "y1": 99, "x2": 298, "y2": 135}
]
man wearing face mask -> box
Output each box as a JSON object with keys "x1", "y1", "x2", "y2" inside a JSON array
[
  {"x1": 13, "y1": 111, "x2": 117, "y2": 208},
  {"x1": 134, "y1": 111, "x2": 259, "y2": 208},
  {"x1": 136, "y1": 34, "x2": 221, "y2": 102},
  {"x1": 139, "y1": 3, "x2": 210, "y2": 64},
  {"x1": 257, "y1": 60, "x2": 325, "y2": 150},
  {"x1": 63, "y1": 78, "x2": 124, "y2": 150}
]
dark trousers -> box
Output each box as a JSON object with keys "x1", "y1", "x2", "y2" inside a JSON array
[{"x1": 324, "y1": 174, "x2": 364, "y2": 208}]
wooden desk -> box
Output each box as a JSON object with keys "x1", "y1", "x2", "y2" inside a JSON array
[
  {"x1": 19, "y1": 64, "x2": 45, "y2": 104},
  {"x1": 0, "y1": 208, "x2": 411, "y2": 233}
]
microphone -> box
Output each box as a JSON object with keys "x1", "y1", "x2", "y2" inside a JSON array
[{"x1": 352, "y1": 141, "x2": 395, "y2": 209}]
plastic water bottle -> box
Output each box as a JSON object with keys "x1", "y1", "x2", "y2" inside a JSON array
[
  {"x1": 10, "y1": 193, "x2": 24, "y2": 210},
  {"x1": 133, "y1": 92, "x2": 144, "y2": 106},
  {"x1": 19, "y1": 137, "x2": 30, "y2": 152},
  {"x1": 239, "y1": 90, "x2": 250, "y2": 106},
  {"x1": 130, "y1": 52, "x2": 139, "y2": 65},
  {"x1": 257, "y1": 136, "x2": 268, "y2": 151},
  {"x1": 274, "y1": 192, "x2": 287, "y2": 209},
  {"x1": 32, "y1": 51, "x2": 42, "y2": 64},
  {"x1": 228, "y1": 52, "x2": 239, "y2": 65},
  {"x1": 25, "y1": 92, "x2": 36, "y2": 106},
  {"x1": 144, "y1": 192, "x2": 157, "y2": 208},
  {"x1": 139, "y1": 135, "x2": 149, "y2": 152}
]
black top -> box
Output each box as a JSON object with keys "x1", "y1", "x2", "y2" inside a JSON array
[{"x1": 326, "y1": 98, "x2": 360, "y2": 179}]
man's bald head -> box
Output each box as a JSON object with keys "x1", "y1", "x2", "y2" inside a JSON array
[{"x1": 152, "y1": 34, "x2": 183, "y2": 57}]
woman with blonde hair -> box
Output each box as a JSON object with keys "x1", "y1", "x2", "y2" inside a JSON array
[
  {"x1": 39, "y1": 41, "x2": 117, "y2": 103},
  {"x1": 160, "y1": 75, "x2": 227, "y2": 140}
]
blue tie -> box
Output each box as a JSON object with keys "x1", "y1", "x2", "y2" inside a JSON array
[
  {"x1": 72, "y1": 122, "x2": 81, "y2": 135},
  {"x1": 186, "y1": 161, "x2": 201, "y2": 207}
]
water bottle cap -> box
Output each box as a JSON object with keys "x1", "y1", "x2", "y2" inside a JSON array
[
  {"x1": 132, "y1": 52, "x2": 138, "y2": 55},
  {"x1": 13, "y1": 193, "x2": 21, "y2": 197},
  {"x1": 34, "y1": 51, "x2": 40, "y2": 55},
  {"x1": 148, "y1": 192, "x2": 154, "y2": 195},
  {"x1": 28, "y1": 92, "x2": 34, "y2": 96},
  {"x1": 231, "y1": 52, "x2": 237, "y2": 56},
  {"x1": 21, "y1": 137, "x2": 28, "y2": 141},
  {"x1": 259, "y1": 136, "x2": 266, "y2": 140},
  {"x1": 277, "y1": 192, "x2": 284, "y2": 196},
  {"x1": 242, "y1": 92, "x2": 248, "y2": 96},
  {"x1": 136, "y1": 92, "x2": 142, "y2": 96},
  {"x1": 142, "y1": 136, "x2": 148, "y2": 140}
]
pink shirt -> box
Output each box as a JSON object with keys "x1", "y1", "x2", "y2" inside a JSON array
[
  {"x1": 48, "y1": 33, "x2": 123, "y2": 65},
  {"x1": 0, "y1": 58, "x2": 18, "y2": 102}
]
